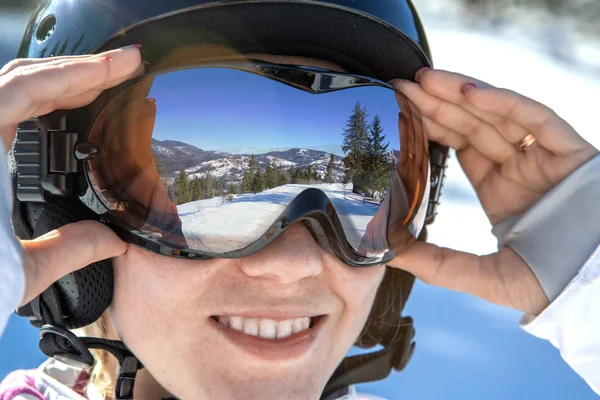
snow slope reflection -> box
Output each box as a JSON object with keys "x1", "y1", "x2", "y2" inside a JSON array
[{"x1": 177, "y1": 183, "x2": 380, "y2": 252}]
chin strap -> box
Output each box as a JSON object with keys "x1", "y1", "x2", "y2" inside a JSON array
[
  {"x1": 15, "y1": 276, "x2": 143, "y2": 399},
  {"x1": 40, "y1": 326, "x2": 143, "y2": 399},
  {"x1": 35, "y1": 322, "x2": 143, "y2": 399},
  {"x1": 38, "y1": 323, "x2": 144, "y2": 400}
]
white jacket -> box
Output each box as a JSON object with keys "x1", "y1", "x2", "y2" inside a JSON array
[{"x1": 1, "y1": 138, "x2": 599, "y2": 397}]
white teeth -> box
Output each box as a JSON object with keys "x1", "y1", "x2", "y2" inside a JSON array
[
  {"x1": 277, "y1": 320, "x2": 293, "y2": 339},
  {"x1": 243, "y1": 318, "x2": 259, "y2": 336},
  {"x1": 301, "y1": 317, "x2": 310, "y2": 330},
  {"x1": 259, "y1": 319, "x2": 277, "y2": 339},
  {"x1": 230, "y1": 316, "x2": 243, "y2": 331},
  {"x1": 292, "y1": 318, "x2": 304, "y2": 334},
  {"x1": 216, "y1": 316, "x2": 314, "y2": 339}
]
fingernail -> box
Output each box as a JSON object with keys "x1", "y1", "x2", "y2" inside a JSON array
[
  {"x1": 462, "y1": 83, "x2": 477, "y2": 94},
  {"x1": 147, "y1": 98, "x2": 156, "y2": 103},
  {"x1": 390, "y1": 79, "x2": 406, "y2": 87},
  {"x1": 141, "y1": 60, "x2": 150, "y2": 65},
  {"x1": 415, "y1": 67, "x2": 431, "y2": 82},
  {"x1": 104, "y1": 56, "x2": 113, "y2": 63}
]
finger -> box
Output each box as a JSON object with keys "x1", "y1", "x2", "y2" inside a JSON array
[
  {"x1": 388, "y1": 241, "x2": 496, "y2": 300},
  {"x1": 421, "y1": 115, "x2": 469, "y2": 150},
  {"x1": 35, "y1": 89, "x2": 104, "y2": 116},
  {"x1": 25, "y1": 64, "x2": 146, "y2": 118},
  {"x1": 395, "y1": 81, "x2": 498, "y2": 198},
  {"x1": 20, "y1": 220, "x2": 128, "y2": 306},
  {"x1": 463, "y1": 86, "x2": 588, "y2": 154},
  {"x1": 388, "y1": 241, "x2": 547, "y2": 313},
  {"x1": 93, "y1": 62, "x2": 146, "y2": 90},
  {"x1": 420, "y1": 115, "x2": 498, "y2": 194},
  {"x1": 412, "y1": 70, "x2": 532, "y2": 142},
  {"x1": 35, "y1": 63, "x2": 144, "y2": 114},
  {"x1": 411, "y1": 69, "x2": 496, "y2": 109},
  {"x1": 0, "y1": 46, "x2": 142, "y2": 128},
  {"x1": 455, "y1": 145, "x2": 497, "y2": 191},
  {"x1": 0, "y1": 55, "x2": 96, "y2": 77},
  {"x1": 393, "y1": 71, "x2": 494, "y2": 118},
  {"x1": 394, "y1": 80, "x2": 517, "y2": 164},
  {"x1": 0, "y1": 47, "x2": 142, "y2": 78}
]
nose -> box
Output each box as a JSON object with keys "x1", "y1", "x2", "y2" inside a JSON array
[{"x1": 237, "y1": 223, "x2": 324, "y2": 284}]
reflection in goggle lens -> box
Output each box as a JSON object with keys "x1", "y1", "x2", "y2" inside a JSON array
[{"x1": 87, "y1": 66, "x2": 428, "y2": 262}]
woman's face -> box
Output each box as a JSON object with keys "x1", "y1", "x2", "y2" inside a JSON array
[
  {"x1": 110, "y1": 224, "x2": 385, "y2": 400},
  {"x1": 108, "y1": 54, "x2": 386, "y2": 400}
]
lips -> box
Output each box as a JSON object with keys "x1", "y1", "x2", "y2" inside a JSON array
[{"x1": 209, "y1": 315, "x2": 327, "y2": 361}]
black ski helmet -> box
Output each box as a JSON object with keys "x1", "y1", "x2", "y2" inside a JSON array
[{"x1": 11, "y1": 1, "x2": 448, "y2": 398}]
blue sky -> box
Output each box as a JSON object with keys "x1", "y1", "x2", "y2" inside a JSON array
[
  {"x1": 356, "y1": 281, "x2": 596, "y2": 400},
  {"x1": 147, "y1": 68, "x2": 401, "y2": 155}
]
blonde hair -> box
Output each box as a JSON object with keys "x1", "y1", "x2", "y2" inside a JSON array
[{"x1": 76, "y1": 312, "x2": 117, "y2": 400}]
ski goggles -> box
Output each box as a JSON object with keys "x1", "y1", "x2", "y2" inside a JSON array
[{"x1": 15, "y1": 60, "x2": 445, "y2": 267}]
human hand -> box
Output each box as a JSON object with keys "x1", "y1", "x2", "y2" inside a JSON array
[
  {"x1": 0, "y1": 46, "x2": 144, "y2": 305},
  {"x1": 388, "y1": 68, "x2": 599, "y2": 315}
]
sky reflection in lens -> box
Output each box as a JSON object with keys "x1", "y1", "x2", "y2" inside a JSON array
[{"x1": 148, "y1": 67, "x2": 401, "y2": 156}]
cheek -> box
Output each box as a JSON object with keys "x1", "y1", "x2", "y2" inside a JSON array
[
  {"x1": 330, "y1": 263, "x2": 386, "y2": 344},
  {"x1": 108, "y1": 247, "x2": 219, "y2": 355},
  {"x1": 338, "y1": 265, "x2": 385, "y2": 314},
  {"x1": 109, "y1": 249, "x2": 170, "y2": 348}
]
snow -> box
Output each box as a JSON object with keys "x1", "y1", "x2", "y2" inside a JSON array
[
  {"x1": 265, "y1": 156, "x2": 296, "y2": 167},
  {"x1": 176, "y1": 183, "x2": 381, "y2": 253},
  {"x1": 173, "y1": 145, "x2": 197, "y2": 155},
  {"x1": 151, "y1": 144, "x2": 175, "y2": 157},
  {"x1": 187, "y1": 157, "x2": 243, "y2": 179},
  {"x1": 182, "y1": 152, "x2": 344, "y2": 181}
]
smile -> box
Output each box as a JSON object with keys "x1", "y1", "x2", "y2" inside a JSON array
[
  {"x1": 209, "y1": 314, "x2": 327, "y2": 361},
  {"x1": 213, "y1": 316, "x2": 313, "y2": 339}
]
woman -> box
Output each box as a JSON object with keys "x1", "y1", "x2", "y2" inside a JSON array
[{"x1": 1, "y1": 0, "x2": 599, "y2": 399}]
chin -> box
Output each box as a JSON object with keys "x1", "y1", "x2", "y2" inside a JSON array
[{"x1": 167, "y1": 371, "x2": 326, "y2": 400}]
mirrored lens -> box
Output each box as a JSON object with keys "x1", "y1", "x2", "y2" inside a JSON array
[{"x1": 86, "y1": 65, "x2": 429, "y2": 261}]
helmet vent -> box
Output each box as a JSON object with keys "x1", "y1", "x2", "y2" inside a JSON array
[{"x1": 36, "y1": 15, "x2": 56, "y2": 43}]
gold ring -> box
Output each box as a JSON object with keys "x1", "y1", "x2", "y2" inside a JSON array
[{"x1": 518, "y1": 133, "x2": 537, "y2": 152}]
